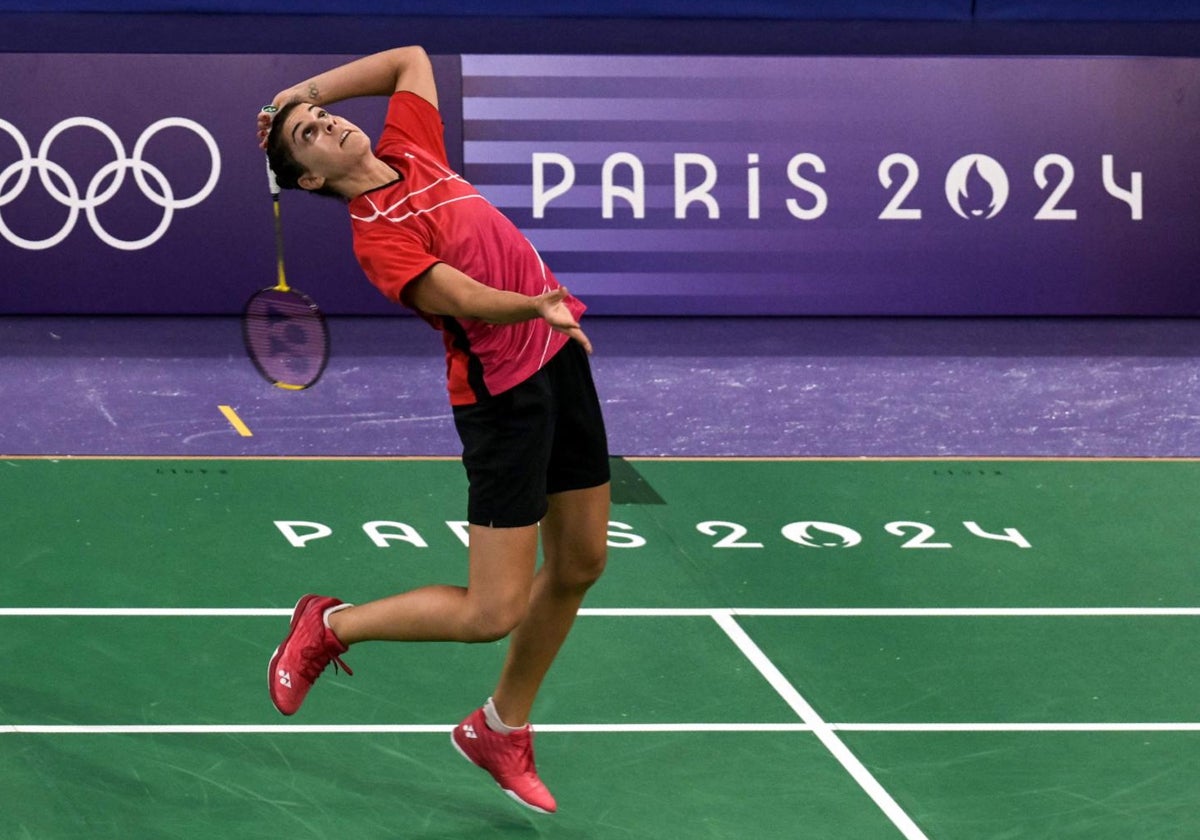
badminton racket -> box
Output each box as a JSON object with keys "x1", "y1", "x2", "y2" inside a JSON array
[{"x1": 242, "y1": 105, "x2": 330, "y2": 390}]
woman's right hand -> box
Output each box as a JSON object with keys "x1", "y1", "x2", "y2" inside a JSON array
[
  {"x1": 257, "y1": 85, "x2": 311, "y2": 149},
  {"x1": 256, "y1": 107, "x2": 275, "y2": 150}
]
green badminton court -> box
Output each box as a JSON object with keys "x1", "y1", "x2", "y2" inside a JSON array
[{"x1": 3, "y1": 456, "x2": 1199, "y2": 839}]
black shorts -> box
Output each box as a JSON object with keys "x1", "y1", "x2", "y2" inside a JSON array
[{"x1": 452, "y1": 340, "x2": 610, "y2": 528}]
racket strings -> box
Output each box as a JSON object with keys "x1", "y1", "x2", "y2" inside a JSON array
[{"x1": 243, "y1": 288, "x2": 329, "y2": 389}]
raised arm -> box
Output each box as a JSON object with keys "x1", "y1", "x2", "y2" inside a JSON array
[
  {"x1": 270, "y1": 45, "x2": 438, "y2": 111},
  {"x1": 256, "y1": 46, "x2": 437, "y2": 149}
]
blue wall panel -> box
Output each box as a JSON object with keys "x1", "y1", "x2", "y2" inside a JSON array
[
  {"x1": 0, "y1": 0, "x2": 973, "y2": 18},
  {"x1": 8, "y1": 0, "x2": 1200, "y2": 18},
  {"x1": 976, "y1": 0, "x2": 1200, "y2": 20}
]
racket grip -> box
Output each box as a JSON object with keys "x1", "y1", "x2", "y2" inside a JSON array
[
  {"x1": 261, "y1": 105, "x2": 282, "y2": 196},
  {"x1": 264, "y1": 155, "x2": 281, "y2": 196}
]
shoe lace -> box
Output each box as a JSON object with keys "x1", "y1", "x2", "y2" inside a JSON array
[{"x1": 297, "y1": 643, "x2": 353, "y2": 684}]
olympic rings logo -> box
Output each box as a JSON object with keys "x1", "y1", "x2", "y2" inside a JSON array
[{"x1": 0, "y1": 116, "x2": 220, "y2": 251}]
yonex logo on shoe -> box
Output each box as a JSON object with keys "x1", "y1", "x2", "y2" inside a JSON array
[
  {"x1": 463, "y1": 724, "x2": 478, "y2": 739},
  {"x1": 277, "y1": 669, "x2": 292, "y2": 688}
]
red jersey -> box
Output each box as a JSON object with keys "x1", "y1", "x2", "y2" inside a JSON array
[{"x1": 349, "y1": 91, "x2": 584, "y2": 406}]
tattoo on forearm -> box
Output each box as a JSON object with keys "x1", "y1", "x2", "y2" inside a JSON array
[{"x1": 308, "y1": 83, "x2": 320, "y2": 102}]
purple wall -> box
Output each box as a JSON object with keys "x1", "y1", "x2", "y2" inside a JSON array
[
  {"x1": 2, "y1": 53, "x2": 1197, "y2": 316},
  {"x1": 0, "y1": 53, "x2": 461, "y2": 316},
  {"x1": 463, "y1": 55, "x2": 1200, "y2": 316}
]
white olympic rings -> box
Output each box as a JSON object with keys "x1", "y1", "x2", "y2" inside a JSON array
[{"x1": 0, "y1": 116, "x2": 220, "y2": 251}]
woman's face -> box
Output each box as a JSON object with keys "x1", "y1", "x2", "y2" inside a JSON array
[{"x1": 281, "y1": 104, "x2": 372, "y2": 190}]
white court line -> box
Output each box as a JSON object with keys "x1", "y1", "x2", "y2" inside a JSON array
[
  {"x1": 712, "y1": 611, "x2": 930, "y2": 840},
  {"x1": 2, "y1": 607, "x2": 1200, "y2": 617},
  {"x1": 730, "y1": 608, "x2": 1200, "y2": 617},
  {"x1": 0, "y1": 608, "x2": 292, "y2": 616},
  {"x1": 0, "y1": 723, "x2": 813, "y2": 735},
  {"x1": 6, "y1": 722, "x2": 1200, "y2": 736},
  {"x1": 833, "y1": 723, "x2": 1200, "y2": 732},
  {"x1": 4, "y1": 616, "x2": 1196, "y2": 729}
]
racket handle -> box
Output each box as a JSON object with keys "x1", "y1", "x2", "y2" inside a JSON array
[
  {"x1": 261, "y1": 105, "x2": 282, "y2": 196},
  {"x1": 264, "y1": 155, "x2": 281, "y2": 197}
]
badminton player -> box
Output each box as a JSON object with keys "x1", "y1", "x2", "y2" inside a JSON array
[{"x1": 257, "y1": 46, "x2": 610, "y2": 815}]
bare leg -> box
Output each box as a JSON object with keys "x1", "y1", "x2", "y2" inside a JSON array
[
  {"x1": 491, "y1": 482, "x2": 611, "y2": 726},
  {"x1": 328, "y1": 523, "x2": 540, "y2": 644}
]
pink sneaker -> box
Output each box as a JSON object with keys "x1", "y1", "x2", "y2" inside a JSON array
[
  {"x1": 451, "y1": 707, "x2": 557, "y2": 814},
  {"x1": 267, "y1": 594, "x2": 352, "y2": 716}
]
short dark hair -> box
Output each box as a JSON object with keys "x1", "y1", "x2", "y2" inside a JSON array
[{"x1": 265, "y1": 100, "x2": 341, "y2": 199}]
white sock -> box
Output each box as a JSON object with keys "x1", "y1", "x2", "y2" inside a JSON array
[
  {"x1": 483, "y1": 696, "x2": 526, "y2": 734},
  {"x1": 322, "y1": 603, "x2": 352, "y2": 630}
]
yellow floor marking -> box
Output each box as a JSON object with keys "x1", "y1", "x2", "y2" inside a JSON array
[{"x1": 218, "y1": 405, "x2": 253, "y2": 437}]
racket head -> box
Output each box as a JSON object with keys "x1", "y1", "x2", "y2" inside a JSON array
[{"x1": 242, "y1": 286, "x2": 330, "y2": 390}]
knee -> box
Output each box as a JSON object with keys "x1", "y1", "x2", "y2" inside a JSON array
[
  {"x1": 551, "y1": 548, "x2": 607, "y2": 593},
  {"x1": 463, "y1": 598, "x2": 527, "y2": 643}
]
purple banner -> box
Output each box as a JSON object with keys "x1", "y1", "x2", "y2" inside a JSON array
[
  {"x1": 463, "y1": 55, "x2": 1200, "y2": 315},
  {"x1": 0, "y1": 53, "x2": 461, "y2": 315},
  {"x1": 3, "y1": 54, "x2": 1198, "y2": 316}
]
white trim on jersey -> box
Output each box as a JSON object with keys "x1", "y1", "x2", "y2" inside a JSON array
[
  {"x1": 351, "y1": 191, "x2": 489, "y2": 225},
  {"x1": 350, "y1": 171, "x2": 475, "y2": 223}
]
